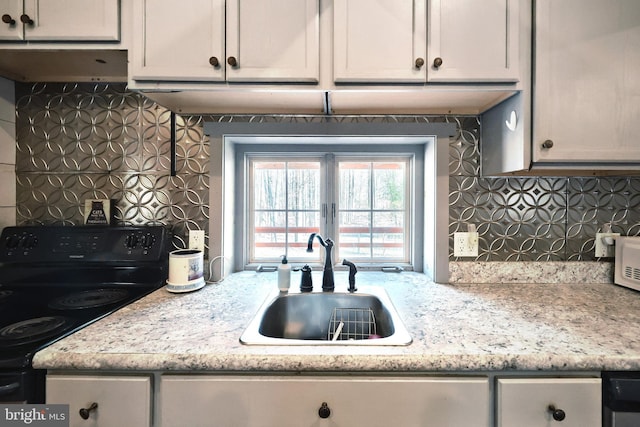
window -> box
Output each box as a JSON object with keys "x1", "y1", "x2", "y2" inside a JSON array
[
  {"x1": 245, "y1": 148, "x2": 414, "y2": 268},
  {"x1": 249, "y1": 157, "x2": 323, "y2": 262},
  {"x1": 338, "y1": 159, "x2": 409, "y2": 262}
]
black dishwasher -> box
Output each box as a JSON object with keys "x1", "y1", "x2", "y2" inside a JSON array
[{"x1": 603, "y1": 372, "x2": 640, "y2": 427}]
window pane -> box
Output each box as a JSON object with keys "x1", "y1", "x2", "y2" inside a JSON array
[
  {"x1": 250, "y1": 159, "x2": 322, "y2": 263},
  {"x1": 254, "y1": 211, "x2": 286, "y2": 258},
  {"x1": 288, "y1": 162, "x2": 320, "y2": 210},
  {"x1": 372, "y1": 211, "x2": 405, "y2": 258},
  {"x1": 373, "y1": 162, "x2": 405, "y2": 209},
  {"x1": 339, "y1": 162, "x2": 370, "y2": 209},
  {"x1": 339, "y1": 211, "x2": 372, "y2": 258},
  {"x1": 337, "y1": 158, "x2": 410, "y2": 263},
  {"x1": 287, "y1": 211, "x2": 320, "y2": 259},
  {"x1": 254, "y1": 162, "x2": 286, "y2": 210}
]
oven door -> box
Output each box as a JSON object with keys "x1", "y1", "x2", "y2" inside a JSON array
[{"x1": 0, "y1": 371, "x2": 45, "y2": 403}]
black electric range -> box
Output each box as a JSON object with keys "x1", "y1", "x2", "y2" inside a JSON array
[{"x1": 0, "y1": 225, "x2": 170, "y2": 403}]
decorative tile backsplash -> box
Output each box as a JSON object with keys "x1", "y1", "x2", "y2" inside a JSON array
[
  {"x1": 14, "y1": 83, "x2": 640, "y2": 260},
  {"x1": 15, "y1": 83, "x2": 209, "y2": 250}
]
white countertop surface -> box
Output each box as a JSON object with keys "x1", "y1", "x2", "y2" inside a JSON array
[{"x1": 32, "y1": 271, "x2": 640, "y2": 372}]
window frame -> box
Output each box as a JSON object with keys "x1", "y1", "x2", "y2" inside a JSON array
[{"x1": 237, "y1": 140, "x2": 423, "y2": 271}]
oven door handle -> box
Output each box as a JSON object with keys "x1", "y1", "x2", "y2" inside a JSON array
[{"x1": 0, "y1": 381, "x2": 20, "y2": 396}]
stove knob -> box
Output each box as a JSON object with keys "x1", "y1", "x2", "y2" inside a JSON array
[
  {"x1": 125, "y1": 234, "x2": 139, "y2": 249},
  {"x1": 5, "y1": 234, "x2": 20, "y2": 249},
  {"x1": 20, "y1": 234, "x2": 37, "y2": 249},
  {"x1": 141, "y1": 233, "x2": 155, "y2": 249}
]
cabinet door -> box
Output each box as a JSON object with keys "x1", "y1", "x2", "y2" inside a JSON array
[
  {"x1": 497, "y1": 378, "x2": 601, "y2": 427},
  {"x1": 334, "y1": 0, "x2": 427, "y2": 83},
  {"x1": 46, "y1": 375, "x2": 152, "y2": 427},
  {"x1": 533, "y1": 0, "x2": 640, "y2": 164},
  {"x1": 131, "y1": 0, "x2": 225, "y2": 82},
  {"x1": 225, "y1": 0, "x2": 319, "y2": 82},
  {"x1": 160, "y1": 375, "x2": 490, "y2": 427},
  {"x1": 0, "y1": 0, "x2": 23, "y2": 40},
  {"x1": 21, "y1": 0, "x2": 119, "y2": 41},
  {"x1": 428, "y1": 0, "x2": 519, "y2": 82}
]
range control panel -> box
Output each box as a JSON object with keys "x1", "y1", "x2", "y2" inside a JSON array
[{"x1": 0, "y1": 226, "x2": 170, "y2": 263}]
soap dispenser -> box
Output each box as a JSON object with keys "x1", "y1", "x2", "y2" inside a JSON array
[{"x1": 278, "y1": 255, "x2": 291, "y2": 292}]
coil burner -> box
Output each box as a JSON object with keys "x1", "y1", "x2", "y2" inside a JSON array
[
  {"x1": 48, "y1": 289, "x2": 131, "y2": 310},
  {"x1": 0, "y1": 316, "x2": 73, "y2": 347}
]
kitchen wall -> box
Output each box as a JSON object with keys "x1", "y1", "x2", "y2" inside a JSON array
[
  {"x1": 12, "y1": 82, "x2": 640, "y2": 262},
  {"x1": 0, "y1": 77, "x2": 15, "y2": 229}
]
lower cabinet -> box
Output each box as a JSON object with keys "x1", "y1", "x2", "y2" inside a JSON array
[
  {"x1": 44, "y1": 372, "x2": 603, "y2": 427},
  {"x1": 496, "y1": 377, "x2": 601, "y2": 427},
  {"x1": 159, "y1": 375, "x2": 490, "y2": 427},
  {"x1": 46, "y1": 374, "x2": 152, "y2": 427}
]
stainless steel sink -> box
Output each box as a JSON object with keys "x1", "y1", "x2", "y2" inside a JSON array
[{"x1": 240, "y1": 286, "x2": 412, "y2": 346}]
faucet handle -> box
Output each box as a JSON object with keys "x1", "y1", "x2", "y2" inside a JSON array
[{"x1": 300, "y1": 265, "x2": 313, "y2": 292}]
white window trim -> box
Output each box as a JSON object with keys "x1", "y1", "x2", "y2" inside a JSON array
[{"x1": 235, "y1": 139, "x2": 423, "y2": 271}]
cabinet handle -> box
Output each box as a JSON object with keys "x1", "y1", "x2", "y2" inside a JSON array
[
  {"x1": 433, "y1": 57, "x2": 443, "y2": 68},
  {"x1": 79, "y1": 402, "x2": 98, "y2": 420},
  {"x1": 209, "y1": 56, "x2": 220, "y2": 68},
  {"x1": 415, "y1": 57, "x2": 425, "y2": 69},
  {"x1": 20, "y1": 14, "x2": 34, "y2": 25},
  {"x1": 318, "y1": 402, "x2": 331, "y2": 419},
  {"x1": 227, "y1": 56, "x2": 238, "y2": 67},
  {"x1": 547, "y1": 404, "x2": 566, "y2": 421},
  {"x1": 541, "y1": 139, "x2": 554, "y2": 149},
  {"x1": 1, "y1": 14, "x2": 15, "y2": 25}
]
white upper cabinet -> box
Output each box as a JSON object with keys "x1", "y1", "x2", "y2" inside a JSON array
[
  {"x1": 333, "y1": 0, "x2": 427, "y2": 83},
  {"x1": 333, "y1": 0, "x2": 519, "y2": 84},
  {"x1": 0, "y1": 0, "x2": 119, "y2": 41},
  {"x1": 533, "y1": 0, "x2": 640, "y2": 164},
  {"x1": 427, "y1": 0, "x2": 519, "y2": 82},
  {"x1": 132, "y1": 0, "x2": 225, "y2": 82},
  {"x1": 131, "y1": 0, "x2": 319, "y2": 83},
  {"x1": 226, "y1": 0, "x2": 319, "y2": 82}
]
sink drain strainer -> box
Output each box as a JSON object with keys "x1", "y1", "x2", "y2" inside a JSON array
[{"x1": 328, "y1": 307, "x2": 376, "y2": 341}]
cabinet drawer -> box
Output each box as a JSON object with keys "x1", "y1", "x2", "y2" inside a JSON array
[
  {"x1": 46, "y1": 375, "x2": 152, "y2": 427},
  {"x1": 160, "y1": 375, "x2": 490, "y2": 427},
  {"x1": 497, "y1": 377, "x2": 601, "y2": 427}
]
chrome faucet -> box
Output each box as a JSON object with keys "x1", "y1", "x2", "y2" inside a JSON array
[{"x1": 306, "y1": 233, "x2": 334, "y2": 292}]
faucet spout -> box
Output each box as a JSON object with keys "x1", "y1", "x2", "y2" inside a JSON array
[
  {"x1": 306, "y1": 233, "x2": 327, "y2": 251},
  {"x1": 306, "y1": 233, "x2": 334, "y2": 292}
]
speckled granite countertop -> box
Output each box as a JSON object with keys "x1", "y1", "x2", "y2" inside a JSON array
[{"x1": 32, "y1": 271, "x2": 640, "y2": 372}]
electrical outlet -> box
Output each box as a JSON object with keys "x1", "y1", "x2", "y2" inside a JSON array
[
  {"x1": 454, "y1": 232, "x2": 479, "y2": 257},
  {"x1": 189, "y1": 230, "x2": 206, "y2": 251},
  {"x1": 595, "y1": 232, "x2": 619, "y2": 257}
]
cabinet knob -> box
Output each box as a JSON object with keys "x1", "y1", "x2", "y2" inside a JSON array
[
  {"x1": 547, "y1": 404, "x2": 566, "y2": 422},
  {"x1": 20, "y1": 14, "x2": 34, "y2": 25},
  {"x1": 433, "y1": 57, "x2": 443, "y2": 68},
  {"x1": 541, "y1": 139, "x2": 554, "y2": 149},
  {"x1": 1, "y1": 14, "x2": 15, "y2": 25},
  {"x1": 415, "y1": 57, "x2": 425, "y2": 69},
  {"x1": 227, "y1": 56, "x2": 238, "y2": 67},
  {"x1": 209, "y1": 56, "x2": 220, "y2": 68},
  {"x1": 79, "y1": 402, "x2": 98, "y2": 420},
  {"x1": 318, "y1": 402, "x2": 331, "y2": 419}
]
